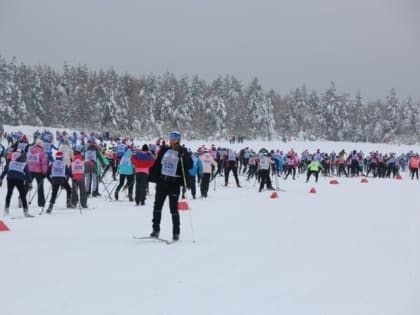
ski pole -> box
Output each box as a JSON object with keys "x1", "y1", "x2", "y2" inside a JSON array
[
  {"x1": 28, "y1": 185, "x2": 38, "y2": 205},
  {"x1": 213, "y1": 173, "x2": 217, "y2": 191},
  {"x1": 56, "y1": 185, "x2": 63, "y2": 200},
  {"x1": 274, "y1": 170, "x2": 279, "y2": 189},
  {"x1": 100, "y1": 177, "x2": 114, "y2": 200},
  {"x1": 109, "y1": 182, "x2": 118, "y2": 196},
  {"x1": 180, "y1": 155, "x2": 189, "y2": 200},
  {"x1": 180, "y1": 155, "x2": 196, "y2": 244}
]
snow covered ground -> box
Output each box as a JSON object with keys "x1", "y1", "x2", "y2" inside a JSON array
[{"x1": 1, "y1": 126, "x2": 420, "y2": 315}]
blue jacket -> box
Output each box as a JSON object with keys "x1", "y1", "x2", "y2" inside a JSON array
[
  {"x1": 118, "y1": 149, "x2": 134, "y2": 175},
  {"x1": 188, "y1": 154, "x2": 203, "y2": 177}
]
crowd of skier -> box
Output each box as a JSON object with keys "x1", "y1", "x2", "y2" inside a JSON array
[{"x1": 1, "y1": 128, "x2": 419, "y2": 238}]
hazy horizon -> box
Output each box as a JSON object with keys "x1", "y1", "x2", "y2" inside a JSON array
[{"x1": 1, "y1": 0, "x2": 419, "y2": 101}]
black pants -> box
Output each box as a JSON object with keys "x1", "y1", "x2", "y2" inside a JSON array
[
  {"x1": 258, "y1": 169, "x2": 272, "y2": 191},
  {"x1": 112, "y1": 159, "x2": 120, "y2": 178},
  {"x1": 200, "y1": 173, "x2": 211, "y2": 197},
  {"x1": 337, "y1": 165, "x2": 348, "y2": 177},
  {"x1": 5, "y1": 178, "x2": 28, "y2": 210},
  {"x1": 284, "y1": 166, "x2": 296, "y2": 179},
  {"x1": 71, "y1": 178, "x2": 88, "y2": 208},
  {"x1": 115, "y1": 174, "x2": 134, "y2": 200},
  {"x1": 187, "y1": 174, "x2": 197, "y2": 198},
  {"x1": 247, "y1": 165, "x2": 257, "y2": 180},
  {"x1": 152, "y1": 180, "x2": 181, "y2": 235},
  {"x1": 135, "y1": 173, "x2": 148, "y2": 205},
  {"x1": 224, "y1": 166, "x2": 240, "y2": 186},
  {"x1": 29, "y1": 173, "x2": 46, "y2": 207},
  {"x1": 366, "y1": 164, "x2": 375, "y2": 177},
  {"x1": 411, "y1": 167, "x2": 419, "y2": 179},
  {"x1": 350, "y1": 160, "x2": 359, "y2": 176},
  {"x1": 306, "y1": 170, "x2": 320, "y2": 182},
  {"x1": 49, "y1": 178, "x2": 72, "y2": 207}
]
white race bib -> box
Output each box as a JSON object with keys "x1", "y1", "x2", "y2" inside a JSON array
[
  {"x1": 52, "y1": 160, "x2": 66, "y2": 177},
  {"x1": 161, "y1": 149, "x2": 179, "y2": 177},
  {"x1": 259, "y1": 157, "x2": 270, "y2": 170},
  {"x1": 9, "y1": 161, "x2": 26, "y2": 173},
  {"x1": 85, "y1": 150, "x2": 97, "y2": 161},
  {"x1": 27, "y1": 152, "x2": 40, "y2": 163},
  {"x1": 71, "y1": 159, "x2": 85, "y2": 174}
]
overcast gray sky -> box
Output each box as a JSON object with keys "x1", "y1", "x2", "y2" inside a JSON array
[{"x1": 1, "y1": 0, "x2": 419, "y2": 100}]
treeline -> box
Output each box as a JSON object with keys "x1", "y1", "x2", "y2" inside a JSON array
[{"x1": 0, "y1": 55, "x2": 419, "y2": 143}]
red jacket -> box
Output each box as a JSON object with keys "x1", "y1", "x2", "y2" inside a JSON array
[
  {"x1": 409, "y1": 156, "x2": 420, "y2": 169},
  {"x1": 131, "y1": 150, "x2": 155, "y2": 174},
  {"x1": 71, "y1": 154, "x2": 85, "y2": 180}
]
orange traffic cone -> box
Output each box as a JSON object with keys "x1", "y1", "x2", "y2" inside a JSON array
[
  {"x1": 309, "y1": 187, "x2": 317, "y2": 194},
  {"x1": 361, "y1": 178, "x2": 368, "y2": 183},
  {"x1": 0, "y1": 220, "x2": 10, "y2": 232},
  {"x1": 270, "y1": 192, "x2": 279, "y2": 199},
  {"x1": 178, "y1": 200, "x2": 190, "y2": 211},
  {"x1": 329, "y1": 179, "x2": 339, "y2": 185}
]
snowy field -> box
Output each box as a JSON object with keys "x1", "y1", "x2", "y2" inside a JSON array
[{"x1": 1, "y1": 126, "x2": 420, "y2": 315}]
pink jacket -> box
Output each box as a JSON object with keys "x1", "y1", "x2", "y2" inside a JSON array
[{"x1": 27, "y1": 145, "x2": 48, "y2": 174}]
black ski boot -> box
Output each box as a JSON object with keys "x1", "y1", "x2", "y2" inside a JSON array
[
  {"x1": 46, "y1": 204, "x2": 53, "y2": 214},
  {"x1": 150, "y1": 231, "x2": 160, "y2": 238}
]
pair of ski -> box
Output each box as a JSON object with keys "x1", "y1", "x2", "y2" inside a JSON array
[
  {"x1": 10, "y1": 215, "x2": 35, "y2": 220},
  {"x1": 274, "y1": 187, "x2": 287, "y2": 192},
  {"x1": 133, "y1": 235, "x2": 178, "y2": 245},
  {"x1": 38, "y1": 206, "x2": 94, "y2": 215}
]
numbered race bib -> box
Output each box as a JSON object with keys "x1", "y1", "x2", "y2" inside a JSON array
[
  {"x1": 27, "y1": 152, "x2": 40, "y2": 163},
  {"x1": 161, "y1": 149, "x2": 179, "y2": 177},
  {"x1": 9, "y1": 161, "x2": 26, "y2": 174},
  {"x1": 259, "y1": 157, "x2": 270, "y2": 170},
  {"x1": 85, "y1": 150, "x2": 97, "y2": 161},
  {"x1": 71, "y1": 159, "x2": 85, "y2": 174},
  {"x1": 117, "y1": 143, "x2": 127, "y2": 157},
  {"x1": 202, "y1": 157, "x2": 212, "y2": 167},
  {"x1": 17, "y1": 142, "x2": 28, "y2": 152},
  {"x1": 51, "y1": 160, "x2": 66, "y2": 177}
]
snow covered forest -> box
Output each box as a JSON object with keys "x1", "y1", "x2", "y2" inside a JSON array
[{"x1": 1, "y1": 55, "x2": 419, "y2": 143}]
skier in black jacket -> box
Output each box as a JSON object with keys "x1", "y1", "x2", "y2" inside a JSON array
[
  {"x1": 0, "y1": 150, "x2": 33, "y2": 217},
  {"x1": 148, "y1": 131, "x2": 193, "y2": 241}
]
